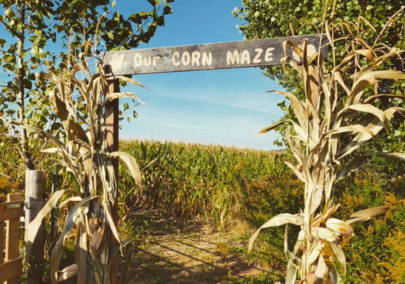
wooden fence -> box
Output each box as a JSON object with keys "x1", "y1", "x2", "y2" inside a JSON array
[{"x1": 0, "y1": 194, "x2": 24, "y2": 283}]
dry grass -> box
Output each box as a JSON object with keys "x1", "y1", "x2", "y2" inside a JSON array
[{"x1": 121, "y1": 211, "x2": 275, "y2": 284}]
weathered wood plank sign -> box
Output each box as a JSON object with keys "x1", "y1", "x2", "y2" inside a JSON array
[{"x1": 103, "y1": 34, "x2": 328, "y2": 75}]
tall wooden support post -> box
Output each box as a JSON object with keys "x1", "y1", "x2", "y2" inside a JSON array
[
  {"x1": 105, "y1": 79, "x2": 120, "y2": 283},
  {"x1": 25, "y1": 170, "x2": 46, "y2": 284}
]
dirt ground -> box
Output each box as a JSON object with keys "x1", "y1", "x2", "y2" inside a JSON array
[{"x1": 122, "y1": 210, "x2": 271, "y2": 284}]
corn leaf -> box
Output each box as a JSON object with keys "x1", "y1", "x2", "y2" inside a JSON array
[
  {"x1": 285, "y1": 161, "x2": 305, "y2": 182},
  {"x1": 57, "y1": 264, "x2": 78, "y2": 282},
  {"x1": 249, "y1": 213, "x2": 303, "y2": 251},
  {"x1": 348, "y1": 71, "x2": 405, "y2": 105},
  {"x1": 25, "y1": 190, "x2": 75, "y2": 266},
  {"x1": 50, "y1": 196, "x2": 96, "y2": 284},
  {"x1": 364, "y1": 93, "x2": 405, "y2": 103},
  {"x1": 330, "y1": 243, "x2": 346, "y2": 275},
  {"x1": 256, "y1": 120, "x2": 288, "y2": 135},
  {"x1": 267, "y1": 90, "x2": 308, "y2": 133},
  {"x1": 102, "y1": 200, "x2": 121, "y2": 245},
  {"x1": 49, "y1": 90, "x2": 69, "y2": 122},
  {"x1": 315, "y1": 254, "x2": 328, "y2": 278},
  {"x1": 118, "y1": 244, "x2": 133, "y2": 284},
  {"x1": 103, "y1": 92, "x2": 146, "y2": 108},
  {"x1": 59, "y1": 196, "x2": 83, "y2": 208},
  {"x1": 107, "y1": 151, "x2": 142, "y2": 188},
  {"x1": 285, "y1": 257, "x2": 297, "y2": 284},
  {"x1": 337, "y1": 152, "x2": 405, "y2": 181},
  {"x1": 345, "y1": 206, "x2": 389, "y2": 224},
  {"x1": 41, "y1": 148, "x2": 60, "y2": 154},
  {"x1": 328, "y1": 265, "x2": 339, "y2": 284},
  {"x1": 68, "y1": 119, "x2": 90, "y2": 143},
  {"x1": 115, "y1": 75, "x2": 146, "y2": 88},
  {"x1": 338, "y1": 117, "x2": 384, "y2": 159},
  {"x1": 75, "y1": 217, "x2": 87, "y2": 284}
]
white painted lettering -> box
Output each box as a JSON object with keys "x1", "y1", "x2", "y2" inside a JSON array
[
  {"x1": 240, "y1": 50, "x2": 251, "y2": 64},
  {"x1": 144, "y1": 56, "x2": 152, "y2": 67},
  {"x1": 253, "y1": 48, "x2": 263, "y2": 63},
  {"x1": 202, "y1": 52, "x2": 212, "y2": 66},
  {"x1": 153, "y1": 56, "x2": 161, "y2": 66},
  {"x1": 265, "y1": 47, "x2": 274, "y2": 62},
  {"x1": 134, "y1": 53, "x2": 142, "y2": 67},
  {"x1": 192, "y1": 51, "x2": 201, "y2": 66},
  {"x1": 182, "y1": 51, "x2": 191, "y2": 66},
  {"x1": 172, "y1": 52, "x2": 180, "y2": 66},
  {"x1": 226, "y1": 50, "x2": 240, "y2": 65}
]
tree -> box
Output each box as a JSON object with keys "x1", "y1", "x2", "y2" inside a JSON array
[
  {"x1": 0, "y1": 0, "x2": 174, "y2": 170},
  {"x1": 233, "y1": 0, "x2": 405, "y2": 154},
  {"x1": 246, "y1": 5, "x2": 405, "y2": 283}
]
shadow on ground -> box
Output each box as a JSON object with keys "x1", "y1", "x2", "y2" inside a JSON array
[{"x1": 122, "y1": 210, "x2": 278, "y2": 284}]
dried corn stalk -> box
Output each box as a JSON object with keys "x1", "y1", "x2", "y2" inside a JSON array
[
  {"x1": 23, "y1": 41, "x2": 144, "y2": 284},
  {"x1": 250, "y1": 15, "x2": 405, "y2": 284}
]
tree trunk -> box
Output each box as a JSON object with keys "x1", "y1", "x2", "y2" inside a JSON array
[{"x1": 18, "y1": 0, "x2": 34, "y2": 170}]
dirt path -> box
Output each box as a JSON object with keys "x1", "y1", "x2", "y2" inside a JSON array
[{"x1": 124, "y1": 211, "x2": 271, "y2": 284}]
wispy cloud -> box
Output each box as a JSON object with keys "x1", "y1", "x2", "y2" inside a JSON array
[
  {"x1": 119, "y1": 56, "x2": 286, "y2": 150},
  {"x1": 120, "y1": 95, "x2": 283, "y2": 150},
  {"x1": 151, "y1": 86, "x2": 284, "y2": 115}
]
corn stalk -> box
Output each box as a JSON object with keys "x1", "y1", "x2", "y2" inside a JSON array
[
  {"x1": 22, "y1": 42, "x2": 144, "y2": 284},
  {"x1": 249, "y1": 15, "x2": 405, "y2": 284}
]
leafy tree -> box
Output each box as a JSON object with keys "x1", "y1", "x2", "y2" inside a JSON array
[
  {"x1": 233, "y1": 0, "x2": 405, "y2": 156},
  {"x1": 0, "y1": 0, "x2": 174, "y2": 170},
  {"x1": 243, "y1": 2, "x2": 405, "y2": 282}
]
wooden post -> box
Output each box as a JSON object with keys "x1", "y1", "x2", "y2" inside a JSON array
[
  {"x1": 25, "y1": 170, "x2": 46, "y2": 284},
  {"x1": 0, "y1": 195, "x2": 5, "y2": 266},
  {"x1": 105, "y1": 79, "x2": 119, "y2": 283},
  {"x1": 5, "y1": 193, "x2": 23, "y2": 284}
]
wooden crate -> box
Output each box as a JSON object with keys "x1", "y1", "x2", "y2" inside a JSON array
[{"x1": 0, "y1": 194, "x2": 24, "y2": 283}]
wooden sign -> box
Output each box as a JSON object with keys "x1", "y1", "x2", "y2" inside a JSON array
[{"x1": 103, "y1": 34, "x2": 328, "y2": 76}]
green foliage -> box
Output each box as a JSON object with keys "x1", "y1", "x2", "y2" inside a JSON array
[
  {"x1": 119, "y1": 139, "x2": 286, "y2": 225},
  {"x1": 117, "y1": 139, "x2": 405, "y2": 283},
  {"x1": 229, "y1": 272, "x2": 276, "y2": 284},
  {"x1": 0, "y1": 0, "x2": 174, "y2": 169},
  {"x1": 332, "y1": 174, "x2": 405, "y2": 283},
  {"x1": 0, "y1": 171, "x2": 22, "y2": 195},
  {"x1": 240, "y1": 166, "x2": 405, "y2": 283},
  {"x1": 234, "y1": 0, "x2": 405, "y2": 148}
]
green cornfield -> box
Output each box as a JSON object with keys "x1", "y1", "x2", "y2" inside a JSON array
[{"x1": 119, "y1": 139, "x2": 290, "y2": 224}]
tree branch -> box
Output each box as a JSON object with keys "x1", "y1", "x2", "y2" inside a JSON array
[{"x1": 0, "y1": 18, "x2": 19, "y2": 37}]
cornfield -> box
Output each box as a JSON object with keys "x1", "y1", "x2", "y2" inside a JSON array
[{"x1": 119, "y1": 139, "x2": 287, "y2": 225}]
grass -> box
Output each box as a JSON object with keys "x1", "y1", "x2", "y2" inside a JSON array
[{"x1": 121, "y1": 210, "x2": 281, "y2": 284}]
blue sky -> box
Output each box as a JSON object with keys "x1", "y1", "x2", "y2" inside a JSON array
[
  {"x1": 114, "y1": 0, "x2": 285, "y2": 150},
  {"x1": 0, "y1": 0, "x2": 286, "y2": 150}
]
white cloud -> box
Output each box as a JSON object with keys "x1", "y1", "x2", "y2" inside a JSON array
[{"x1": 151, "y1": 86, "x2": 284, "y2": 115}]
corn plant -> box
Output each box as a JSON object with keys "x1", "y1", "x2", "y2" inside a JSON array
[
  {"x1": 249, "y1": 13, "x2": 405, "y2": 284},
  {"x1": 119, "y1": 139, "x2": 284, "y2": 226},
  {"x1": 21, "y1": 44, "x2": 144, "y2": 283}
]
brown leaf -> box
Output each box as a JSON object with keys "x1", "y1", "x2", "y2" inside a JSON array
[
  {"x1": 248, "y1": 213, "x2": 303, "y2": 251},
  {"x1": 57, "y1": 264, "x2": 78, "y2": 282},
  {"x1": 346, "y1": 206, "x2": 389, "y2": 224}
]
